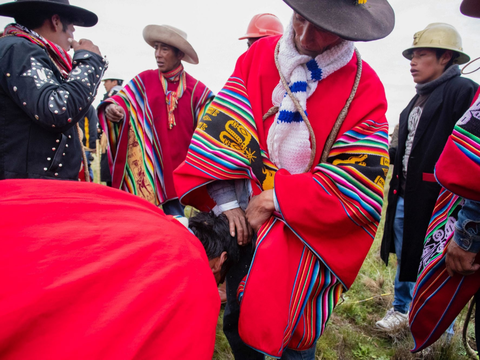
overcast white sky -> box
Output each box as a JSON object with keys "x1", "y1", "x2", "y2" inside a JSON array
[{"x1": 0, "y1": 0, "x2": 479, "y2": 130}]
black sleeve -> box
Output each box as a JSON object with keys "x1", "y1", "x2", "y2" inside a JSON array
[
  {"x1": 388, "y1": 146, "x2": 397, "y2": 164},
  {"x1": 0, "y1": 41, "x2": 106, "y2": 133}
]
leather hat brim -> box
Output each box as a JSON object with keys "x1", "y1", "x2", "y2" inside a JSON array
[
  {"x1": 460, "y1": 0, "x2": 480, "y2": 18},
  {"x1": 0, "y1": 1, "x2": 97, "y2": 27},
  {"x1": 143, "y1": 25, "x2": 199, "y2": 65},
  {"x1": 283, "y1": 0, "x2": 395, "y2": 41}
]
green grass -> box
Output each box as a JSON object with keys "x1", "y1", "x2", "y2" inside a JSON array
[{"x1": 212, "y1": 168, "x2": 478, "y2": 360}]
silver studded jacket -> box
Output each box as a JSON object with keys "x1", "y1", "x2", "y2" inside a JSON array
[{"x1": 0, "y1": 36, "x2": 106, "y2": 180}]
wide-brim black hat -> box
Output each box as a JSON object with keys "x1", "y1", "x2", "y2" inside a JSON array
[
  {"x1": 460, "y1": 0, "x2": 480, "y2": 18},
  {"x1": 283, "y1": 0, "x2": 395, "y2": 41},
  {"x1": 0, "y1": 0, "x2": 97, "y2": 27}
]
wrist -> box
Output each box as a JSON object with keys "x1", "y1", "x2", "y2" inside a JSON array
[{"x1": 262, "y1": 189, "x2": 275, "y2": 212}]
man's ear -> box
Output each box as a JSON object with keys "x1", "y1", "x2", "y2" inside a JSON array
[
  {"x1": 218, "y1": 251, "x2": 228, "y2": 270},
  {"x1": 177, "y1": 50, "x2": 185, "y2": 61},
  {"x1": 440, "y1": 50, "x2": 453, "y2": 66},
  {"x1": 50, "y1": 14, "x2": 62, "y2": 32},
  {"x1": 212, "y1": 251, "x2": 228, "y2": 275}
]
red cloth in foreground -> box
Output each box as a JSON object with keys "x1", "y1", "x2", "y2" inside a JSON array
[{"x1": 0, "y1": 179, "x2": 219, "y2": 360}]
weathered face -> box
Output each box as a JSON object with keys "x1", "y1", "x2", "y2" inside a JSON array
[
  {"x1": 409, "y1": 48, "x2": 449, "y2": 84},
  {"x1": 292, "y1": 12, "x2": 343, "y2": 58},
  {"x1": 154, "y1": 42, "x2": 183, "y2": 73}
]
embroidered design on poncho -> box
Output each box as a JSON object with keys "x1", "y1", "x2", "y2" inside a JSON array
[{"x1": 177, "y1": 37, "x2": 389, "y2": 357}]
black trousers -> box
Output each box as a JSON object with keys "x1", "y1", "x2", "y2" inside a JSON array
[{"x1": 223, "y1": 244, "x2": 264, "y2": 360}]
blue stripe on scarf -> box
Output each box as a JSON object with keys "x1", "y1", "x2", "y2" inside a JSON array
[
  {"x1": 307, "y1": 59, "x2": 322, "y2": 81},
  {"x1": 289, "y1": 81, "x2": 307, "y2": 93},
  {"x1": 278, "y1": 109, "x2": 308, "y2": 123}
]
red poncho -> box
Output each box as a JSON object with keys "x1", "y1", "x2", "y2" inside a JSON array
[
  {"x1": 0, "y1": 179, "x2": 219, "y2": 359},
  {"x1": 410, "y1": 90, "x2": 480, "y2": 352},
  {"x1": 174, "y1": 36, "x2": 389, "y2": 357},
  {"x1": 98, "y1": 69, "x2": 213, "y2": 206},
  {"x1": 435, "y1": 88, "x2": 480, "y2": 201}
]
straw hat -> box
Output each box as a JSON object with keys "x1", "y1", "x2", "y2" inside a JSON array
[{"x1": 143, "y1": 25, "x2": 198, "y2": 65}]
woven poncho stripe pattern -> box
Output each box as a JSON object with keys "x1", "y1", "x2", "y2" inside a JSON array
[{"x1": 100, "y1": 75, "x2": 168, "y2": 205}]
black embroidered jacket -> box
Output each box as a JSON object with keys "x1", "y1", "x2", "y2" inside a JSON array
[{"x1": 0, "y1": 35, "x2": 106, "y2": 180}]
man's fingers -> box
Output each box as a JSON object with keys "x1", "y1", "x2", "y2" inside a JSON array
[
  {"x1": 68, "y1": 38, "x2": 78, "y2": 49},
  {"x1": 247, "y1": 222, "x2": 253, "y2": 240},
  {"x1": 228, "y1": 218, "x2": 236, "y2": 238},
  {"x1": 446, "y1": 266, "x2": 454, "y2": 278},
  {"x1": 71, "y1": 39, "x2": 101, "y2": 56},
  {"x1": 235, "y1": 217, "x2": 245, "y2": 245}
]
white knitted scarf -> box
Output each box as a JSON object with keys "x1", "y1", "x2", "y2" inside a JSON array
[{"x1": 267, "y1": 21, "x2": 354, "y2": 174}]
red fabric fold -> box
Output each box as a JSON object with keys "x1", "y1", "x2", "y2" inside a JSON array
[{"x1": 0, "y1": 179, "x2": 219, "y2": 360}]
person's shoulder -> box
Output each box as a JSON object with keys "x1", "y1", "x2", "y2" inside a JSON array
[
  {"x1": 449, "y1": 75, "x2": 478, "y2": 88},
  {"x1": 183, "y1": 72, "x2": 213, "y2": 97},
  {"x1": 253, "y1": 35, "x2": 280, "y2": 50},
  {"x1": 234, "y1": 35, "x2": 279, "y2": 75},
  {"x1": 183, "y1": 71, "x2": 204, "y2": 86},
  {"x1": 137, "y1": 69, "x2": 157, "y2": 79},
  {"x1": 443, "y1": 75, "x2": 479, "y2": 98},
  {"x1": 357, "y1": 58, "x2": 385, "y2": 92},
  {"x1": 0, "y1": 35, "x2": 38, "y2": 58},
  {"x1": 0, "y1": 35, "x2": 25, "y2": 46},
  {"x1": 359, "y1": 59, "x2": 381, "y2": 81},
  {"x1": 246, "y1": 35, "x2": 279, "y2": 58}
]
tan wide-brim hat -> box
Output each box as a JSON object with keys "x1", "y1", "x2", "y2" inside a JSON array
[
  {"x1": 461, "y1": 0, "x2": 480, "y2": 18},
  {"x1": 402, "y1": 23, "x2": 470, "y2": 65},
  {"x1": 143, "y1": 24, "x2": 199, "y2": 65}
]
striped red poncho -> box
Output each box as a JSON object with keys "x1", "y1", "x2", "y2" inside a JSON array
[
  {"x1": 98, "y1": 69, "x2": 213, "y2": 206},
  {"x1": 174, "y1": 36, "x2": 389, "y2": 357},
  {"x1": 410, "y1": 89, "x2": 480, "y2": 352}
]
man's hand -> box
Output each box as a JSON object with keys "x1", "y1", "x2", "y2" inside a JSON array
[
  {"x1": 69, "y1": 38, "x2": 101, "y2": 56},
  {"x1": 245, "y1": 189, "x2": 275, "y2": 232},
  {"x1": 445, "y1": 240, "x2": 480, "y2": 277},
  {"x1": 105, "y1": 104, "x2": 125, "y2": 123},
  {"x1": 224, "y1": 208, "x2": 252, "y2": 246}
]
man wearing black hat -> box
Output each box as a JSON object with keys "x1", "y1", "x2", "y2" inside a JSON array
[
  {"x1": 173, "y1": 0, "x2": 395, "y2": 358},
  {"x1": 0, "y1": 0, "x2": 105, "y2": 181}
]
